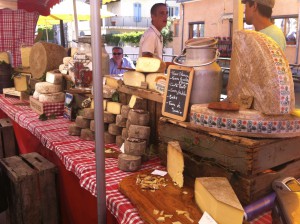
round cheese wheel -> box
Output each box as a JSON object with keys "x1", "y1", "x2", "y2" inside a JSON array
[
  {"x1": 104, "y1": 112, "x2": 116, "y2": 123},
  {"x1": 82, "y1": 108, "x2": 94, "y2": 119},
  {"x1": 124, "y1": 138, "x2": 146, "y2": 156},
  {"x1": 80, "y1": 129, "x2": 95, "y2": 141},
  {"x1": 35, "y1": 82, "x2": 62, "y2": 94},
  {"x1": 128, "y1": 125, "x2": 150, "y2": 141},
  {"x1": 121, "y1": 128, "x2": 128, "y2": 140},
  {"x1": 128, "y1": 109, "x2": 150, "y2": 126},
  {"x1": 39, "y1": 92, "x2": 65, "y2": 103},
  {"x1": 118, "y1": 153, "x2": 141, "y2": 172},
  {"x1": 121, "y1": 105, "x2": 130, "y2": 118},
  {"x1": 32, "y1": 90, "x2": 40, "y2": 99},
  {"x1": 108, "y1": 123, "x2": 122, "y2": 136},
  {"x1": 116, "y1": 114, "x2": 127, "y2": 127},
  {"x1": 68, "y1": 123, "x2": 81, "y2": 136},
  {"x1": 75, "y1": 116, "x2": 91, "y2": 129},
  {"x1": 116, "y1": 135, "x2": 124, "y2": 147},
  {"x1": 90, "y1": 120, "x2": 95, "y2": 131},
  {"x1": 104, "y1": 131, "x2": 116, "y2": 144}
]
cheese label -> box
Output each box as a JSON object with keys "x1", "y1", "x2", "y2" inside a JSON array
[{"x1": 198, "y1": 211, "x2": 217, "y2": 224}]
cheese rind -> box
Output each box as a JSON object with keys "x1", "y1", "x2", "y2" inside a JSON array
[
  {"x1": 135, "y1": 57, "x2": 166, "y2": 73},
  {"x1": 35, "y1": 82, "x2": 62, "y2": 94},
  {"x1": 39, "y1": 92, "x2": 65, "y2": 103},
  {"x1": 145, "y1": 73, "x2": 166, "y2": 90},
  {"x1": 194, "y1": 177, "x2": 244, "y2": 224},
  {"x1": 123, "y1": 71, "x2": 145, "y2": 87},
  {"x1": 103, "y1": 85, "x2": 117, "y2": 99},
  {"x1": 167, "y1": 141, "x2": 184, "y2": 188}
]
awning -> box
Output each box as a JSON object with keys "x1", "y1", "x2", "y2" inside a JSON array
[{"x1": 0, "y1": 0, "x2": 61, "y2": 16}]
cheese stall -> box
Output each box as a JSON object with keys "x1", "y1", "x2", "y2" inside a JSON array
[{"x1": 0, "y1": 1, "x2": 300, "y2": 224}]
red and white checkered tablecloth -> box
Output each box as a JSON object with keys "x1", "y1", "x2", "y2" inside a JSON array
[
  {"x1": 0, "y1": 9, "x2": 38, "y2": 67},
  {"x1": 0, "y1": 95, "x2": 272, "y2": 224}
]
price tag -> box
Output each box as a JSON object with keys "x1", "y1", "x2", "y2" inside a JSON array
[
  {"x1": 198, "y1": 211, "x2": 217, "y2": 224},
  {"x1": 151, "y1": 170, "x2": 167, "y2": 176}
]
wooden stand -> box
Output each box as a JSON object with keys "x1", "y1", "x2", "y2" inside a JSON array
[
  {"x1": 158, "y1": 117, "x2": 300, "y2": 205},
  {"x1": 0, "y1": 152, "x2": 58, "y2": 224},
  {"x1": 3, "y1": 88, "x2": 29, "y2": 101},
  {"x1": 0, "y1": 118, "x2": 17, "y2": 158}
]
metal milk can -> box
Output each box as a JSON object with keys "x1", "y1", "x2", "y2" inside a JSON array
[{"x1": 174, "y1": 37, "x2": 223, "y2": 104}]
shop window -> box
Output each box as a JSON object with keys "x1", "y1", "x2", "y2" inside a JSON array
[
  {"x1": 168, "y1": 6, "x2": 179, "y2": 18},
  {"x1": 189, "y1": 22, "x2": 205, "y2": 39},
  {"x1": 133, "y1": 3, "x2": 141, "y2": 22}
]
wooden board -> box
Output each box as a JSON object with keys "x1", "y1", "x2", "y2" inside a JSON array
[
  {"x1": 119, "y1": 170, "x2": 202, "y2": 224},
  {"x1": 162, "y1": 65, "x2": 194, "y2": 121}
]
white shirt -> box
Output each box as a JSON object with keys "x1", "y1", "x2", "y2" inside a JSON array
[{"x1": 139, "y1": 24, "x2": 163, "y2": 59}]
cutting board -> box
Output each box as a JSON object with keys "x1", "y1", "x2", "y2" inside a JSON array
[{"x1": 119, "y1": 170, "x2": 202, "y2": 224}]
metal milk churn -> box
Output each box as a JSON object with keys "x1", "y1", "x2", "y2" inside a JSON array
[{"x1": 174, "y1": 37, "x2": 223, "y2": 104}]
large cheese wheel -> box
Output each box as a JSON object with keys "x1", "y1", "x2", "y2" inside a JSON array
[
  {"x1": 104, "y1": 131, "x2": 116, "y2": 144},
  {"x1": 29, "y1": 42, "x2": 67, "y2": 79},
  {"x1": 116, "y1": 114, "x2": 127, "y2": 127},
  {"x1": 135, "y1": 57, "x2": 166, "y2": 73},
  {"x1": 35, "y1": 82, "x2": 62, "y2": 94},
  {"x1": 121, "y1": 105, "x2": 130, "y2": 118},
  {"x1": 80, "y1": 129, "x2": 95, "y2": 141},
  {"x1": 103, "y1": 85, "x2": 116, "y2": 99},
  {"x1": 227, "y1": 30, "x2": 295, "y2": 115},
  {"x1": 39, "y1": 92, "x2": 65, "y2": 103},
  {"x1": 123, "y1": 71, "x2": 145, "y2": 87},
  {"x1": 82, "y1": 108, "x2": 94, "y2": 119},
  {"x1": 128, "y1": 125, "x2": 150, "y2": 141},
  {"x1": 68, "y1": 123, "x2": 81, "y2": 136},
  {"x1": 104, "y1": 112, "x2": 116, "y2": 123},
  {"x1": 75, "y1": 116, "x2": 90, "y2": 129},
  {"x1": 108, "y1": 123, "x2": 122, "y2": 136}
]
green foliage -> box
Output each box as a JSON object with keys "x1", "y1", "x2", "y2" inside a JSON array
[
  {"x1": 102, "y1": 19, "x2": 174, "y2": 47},
  {"x1": 37, "y1": 28, "x2": 54, "y2": 42}
]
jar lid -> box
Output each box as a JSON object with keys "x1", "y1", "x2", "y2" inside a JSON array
[{"x1": 185, "y1": 37, "x2": 218, "y2": 48}]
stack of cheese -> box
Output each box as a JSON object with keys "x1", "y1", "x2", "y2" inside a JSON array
[
  {"x1": 69, "y1": 108, "x2": 95, "y2": 141},
  {"x1": 123, "y1": 57, "x2": 167, "y2": 93},
  {"x1": 33, "y1": 71, "x2": 65, "y2": 103},
  {"x1": 118, "y1": 95, "x2": 151, "y2": 172}
]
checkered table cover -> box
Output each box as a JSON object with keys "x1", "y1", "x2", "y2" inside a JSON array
[
  {"x1": 0, "y1": 95, "x2": 272, "y2": 224},
  {"x1": 0, "y1": 9, "x2": 38, "y2": 67}
]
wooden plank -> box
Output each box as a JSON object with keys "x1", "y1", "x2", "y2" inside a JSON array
[
  {"x1": 155, "y1": 102, "x2": 163, "y2": 145},
  {"x1": 119, "y1": 170, "x2": 202, "y2": 224},
  {"x1": 0, "y1": 118, "x2": 17, "y2": 158},
  {"x1": 118, "y1": 85, "x2": 163, "y2": 103}
]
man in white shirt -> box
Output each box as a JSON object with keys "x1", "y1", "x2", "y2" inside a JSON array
[{"x1": 139, "y1": 3, "x2": 168, "y2": 59}]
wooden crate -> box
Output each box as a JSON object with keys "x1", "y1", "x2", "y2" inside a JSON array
[
  {"x1": 0, "y1": 152, "x2": 58, "y2": 224},
  {"x1": 0, "y1": 118, "x2": 17, "y2": 158},
  {"x1": 158, "y1": 117, "x2": 300, "y2": 205}
]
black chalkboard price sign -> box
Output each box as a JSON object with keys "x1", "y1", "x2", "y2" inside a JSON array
[{"x1": 162, "y1": 65, "x2": 194, "y2": 121}]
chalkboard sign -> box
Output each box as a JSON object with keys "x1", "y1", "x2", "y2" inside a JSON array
[{"x1": 162, "y1": 65, "x2": 194, "y2": 121}]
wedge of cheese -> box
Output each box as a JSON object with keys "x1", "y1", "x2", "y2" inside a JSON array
[
  {"x1": 145, "y1": 73, "x2": 166, "y2": 91},
  {"x1": 194, "y1": 177, "x2": 244, "y2": 224},
  {"x1": 0, "y1": 52, "x2": 10, "y2": 64},
  {"x1": 13, "y1": 75, "x2": 29, "y2": 91},
  {"x1": 104, "y1": 75, "x2": 123, "y2": 88},
  {"x1": 46, "y1": 71, "x2": 63, "y2": 84},
  {"x1": 106, "y1": 102, "x2": 122, "y2": 115},
  {"x1": 20, "y1": 46, "x2": 32, "y2": 67},
  {"x1": 123, "y1": 71, "x2": 145, "y2": 88},
  {"x1": 167, "y1": 141, "x2": 184, "y2": 188},
  {"x1": 135, "y1": 57, "x2": 166, "y2": 73}
]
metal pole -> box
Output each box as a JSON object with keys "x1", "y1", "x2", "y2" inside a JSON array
[
  {"x1": 73, "y1": 0, "x2": 79, "y2": 40},
  {"x1": 90, "y1": 0, "x2": 106, "y2": 223},
  {"x1": 180, "y1": 3, "x2": 184, "y2": 52}
]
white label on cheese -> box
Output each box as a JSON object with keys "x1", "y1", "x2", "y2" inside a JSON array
[
  {"x1": 151, "y1": 170, "x2": 167, "y2": 176},
  {"x1": 120, "y1": 143, "x2": 125, "y2": 153},
  {"x1": 198, "y1": 212, "x2": 217, "y2": 224}
]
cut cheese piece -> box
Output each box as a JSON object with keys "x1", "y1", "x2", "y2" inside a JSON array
[
  {"x1": 123, "y1": 71, "x2": 145, "y2": 87},
  {"x1": 145, "y1": 73, "x2": 166, "y2": 90},
  {"x1": 129, "y1": 95, "x2": 147, "y2": 110},
  {"x1": 103, "y1": 85, "x2": 116, "y2": 99},
  {"x1": 104, "y1": 75, "x2": 123, "y2": 88},
  {"x1": 0, "y1": 52, "x2": 10, "y2": 64},
  {"x1": 167, "y1": 141, "x2": 184, "y2": 188},
  {"x1": 106, "y1": 102, "x2": 122, "y2": 115},
  {"x1": 39, "y1": 92, "x2": 65, "y2": 103},
  {"x1": 63, "y1": 57, "x2": 72, "y2": 65},
  {"x1": 35, "y1": 82, "x2": 62, "y2": 94},
  {"x1": 135, "y1": 57, "x2": 166, "y2": 73},
  {"x1": 20, "y1": 46, "x2": 32, "y2": 67},
  {"x1": 46, "y1": 71, "x2": 63, "y2": 84},
  {"x1": 194, "y1": 177, "x2": 244, "y2": 224},
  {"x1": 13, "y1": 75, "x2": 29, "y2": 91},
  {"x1": 103, "y1": 99, "x2": 107, "y2": 111}
]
